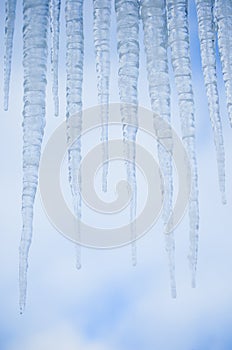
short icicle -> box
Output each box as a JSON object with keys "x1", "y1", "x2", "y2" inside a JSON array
[
  {"x1": 50, "y1": 0, "x2": 61, "y2": 116},
  {"x1": 215, "y1": 0, "x2": 232, "y2": 127},
  {"x1": 93, "y1": 0, "x2": 111, "y2": 192},
  {"x1": 195, "y1": 0, "x2": 226, "y2": 204}
]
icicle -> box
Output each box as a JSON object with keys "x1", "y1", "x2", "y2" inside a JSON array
[
  {"x1": 50, "y1": 0, "x2": 61, "y2": 116},
  {"x1": 65, "y1": 0, "x2": 84, "y2": 269},
  {"x1": 19, "y1": 0, "x2": 49, "y2": 314},
  {"x1": 195, "y1": 0, "x2": 226, "y2": 204},
  {"x1": 167, "y1": 0, "x2": 199, "y2": 287},
  {"x1": 215, "y1": 0, "x2": 232, "y2": 127},
  {"x1": 115, "y1": 0, "x2": 140, "y2": 266},
  {"x1": 93, "y1": 0, "x2": 111, "y2": 192},
  {"x1": 141, "y1": 0, "x2": 176, "y2": 298},
  {"x1": 4, "y1": 0, "x2": 17, "y2": 111}
]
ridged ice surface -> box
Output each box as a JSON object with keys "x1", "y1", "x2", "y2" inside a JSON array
[
  {"x1": 93, "y1": 0, "x2": 111, "y2": 192},
  {"x1": 4, "y1": 0, "x2": 17, "y2": 111},
  {"x1": 167, "y1": 0, "x2": 199, "y2": 287},
  {"x1": 196, "y1": 0, "x2": 226, "y2": 204},
  {"x1": 4, "y1": 0, "x2": 230, "y2": 312},
  {"x1": 50, "y1": 0, "x2": 61, "y2": 116},
  {"x1": 19, "y1": 0, "x2": 49, "y2": 313},
  {"x1": 215, "y1": 0, "x2": 232, "y2": 127},
  {"x1": 115, "y1": 0, "x2": 140, "y2": 266},
  {"x1": 65, "y1": 0, "x2": 84, "y2": 269},
  {"x1": 141, "y1": 0, "x2": 176, "y2": 298}
]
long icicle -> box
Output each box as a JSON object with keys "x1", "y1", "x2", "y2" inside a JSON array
[
  {"x1": 167, "y1": 0, "x2": 199, "y2": 287},
  {"x1": 50, "y1": 0, "x2": 61, "y2": 116},
  {"x1": 115, "y1": 0, "x2": 140, "y2": 266},
  {"x1": 195, "y1": 0, "x2": 226, "y2": 204},
  {"x1": 141, "y1": 0, "x2": 176, "y2": 298},
  {"x1": 93, "y1": 0, "x2": 111, "y2": 192},
  {"x1": 19, "y1": 0, "x2": 49, "y2": 314},
  {"x1": 214, "y1": 0, "x2": 232, "y2": 127},
  {"x1": 65, "y1": 0, "x2": 84, "y2": 269},
  {"x1": 4, "y1": 0, "x2": 17, "y2": 111}
]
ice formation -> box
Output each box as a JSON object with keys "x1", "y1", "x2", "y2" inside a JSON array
[{"x1": 3, "y1": 0, "x2": 231, "y2": 311}]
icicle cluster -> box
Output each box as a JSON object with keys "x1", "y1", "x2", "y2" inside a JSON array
[
  {"x1": 2, "y1": 0, "x2": 232, "y2": 312},
  {"x1": 19, "y1": 0, "x2": 49, "y2": 313},
  {"x1": 215, "y1": 0, "x2": 232, "y2": 127},
  {"x1": 141, "y1": 0, "x2": 176, "y2": 298},
  {"x1": 195, "y1": 0, "x2": 226, "y2": 204},
  {"x1": 50, "y1": 0, "x2": 61, "y2": 116},
  {"x1": 65, "y1": 0, "x2": 84, "y2": 270},
  {"x1": 115, "y1": 0, "x2": 140, "y2": 266},
  {"x1": 4, "y1": 0, "x2": 17, "y2": 111},
  {"x1": 93, "y1": 0, "x2": 111, "y2": 192},
  {"x1": 167, "y1": 0, "x2": 199, "y2": 287}
]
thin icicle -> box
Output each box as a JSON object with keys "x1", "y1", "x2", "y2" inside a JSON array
[
  {"x1": 115, "y1": 0, "x2": 140, "y2": 266},
  {"x1": 50, "y1": 0, "x2": 61, "y2": 116},
  {"x1": 167, "y1": 0, "x2": 199, "y2": 287},
  {"x1": 195, "y1": 0, "x2": 226, "y2": 204},
  {"x1": 4, "y1": 0, "x2": 17, "y2": 111},
  {"x1": 65, "y1": 0, "x2": 84, "y2": 269},
  {"x1": 93, "y1": 0, "x2": 111, "y2": 192},
  {"x1": 215, "y1": 0, "x2": 232, "y2": 127},
  {"x1": 141, "y1": 0, "x2": 176, "y2": 298},
  {"x1": 19, "y1": 0, "x2": 49, "y2": 314}
]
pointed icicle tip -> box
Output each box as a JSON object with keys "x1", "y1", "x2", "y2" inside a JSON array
[
  {"x1": 191, "y1": 278, "x2": 196, "y2": 289},
  {"x1": 76, "y1": 261, "x2": 82, "y2": 270},
  {"x1": 171, "y1": 288, "x2": 177, "y2": 299},
  {"x1": 221, "y1": 192, "x2": 227, "y2": 205},
  {"x1": 19, "y1": 302, "x2": 25, "y2": 315}
]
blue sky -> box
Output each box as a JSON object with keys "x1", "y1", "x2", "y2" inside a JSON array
[{"x1": 0, "y1": 1, "x2": 232, "y2": 350}]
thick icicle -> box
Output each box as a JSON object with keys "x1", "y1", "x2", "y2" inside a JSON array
[
  {"x1": 195, "y1": 0, "x2": 226, "y2": 204},
  {"x1": 167, "y1": 0, "x2": 199, "y2": 287},
  {"x1": 141, "y1": 0, "x2": 176, "y2": 298},
  {"x1": 93, "y1": 0, "x2": 111, "y2": 192},
  {"x1": 65, "y1": 0, "x2": 84, "y2": 269},
  {"x1": 19, "y1": 0, "x2": 49, "y2": 313},
  {"x1": 115, "y1": 0, "x2": 140, "y2": 266},
  {"x1": 215, "y1": 0, "x2": 232, "y2": 127},
  {"x1": 50, "y1": 0, "x2": 61, "y2": 116},
  {"x1": 4, "y1": 0, "x2": 17, "y2": 111}
]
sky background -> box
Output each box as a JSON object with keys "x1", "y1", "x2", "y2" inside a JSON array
[{"x1": 1, "y1": 0, "x2": 232, "y2": 349}]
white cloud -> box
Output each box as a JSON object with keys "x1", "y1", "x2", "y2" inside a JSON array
[{"x1": 8, "y1": 322, "x2": 112, "y2": 350}]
